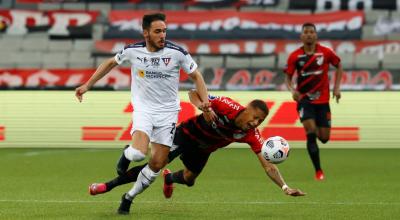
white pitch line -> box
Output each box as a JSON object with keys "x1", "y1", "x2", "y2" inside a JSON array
[{"x1": 0, "y1": 199, "x2": 398, "y2": 206}]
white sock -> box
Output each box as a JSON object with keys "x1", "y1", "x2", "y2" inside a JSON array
[
  {"x1": 126, "y1": 165, "x2": 160, "y2": 199},
  {"x1": 124, "y1": 145, "x2": 146, "y2": 162}
]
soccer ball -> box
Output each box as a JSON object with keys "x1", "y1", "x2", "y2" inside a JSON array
[{"x1": 261, "y1": 136, "x2": 290, "y2": 164}]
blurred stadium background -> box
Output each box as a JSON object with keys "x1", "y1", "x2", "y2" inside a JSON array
[{"x1": 0, "y1": 0, "x2": 400, "y2": 219}]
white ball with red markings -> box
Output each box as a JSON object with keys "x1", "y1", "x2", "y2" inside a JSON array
[{"x1": 261, "y1": 136, "x2": 290, "y2": 164}]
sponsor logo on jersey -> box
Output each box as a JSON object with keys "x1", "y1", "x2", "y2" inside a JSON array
[
  {"x1": 150, "y1": 57, "x2": 160, "y2": 67},
  {"x1": 144, "y1": 71, "x2": 172, "y2": 79},
  {"x1": 300, "y1": 70, "x2": 323, "y2": 77},
  {"x1": 220, "y1": 97, "x2": 241, "y2": 111},
  {"x1": 162, "y1": 57, "x2": 171, "y2": 66},
  {"x1": 138, "y1": 69, "x2": 145, "y2": 78}
]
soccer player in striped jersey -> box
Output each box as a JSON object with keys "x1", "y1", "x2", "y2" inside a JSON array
[
  {"x1": 89, "y1": 90, "x2": 305, "y2": 208},
  {"x1": 284, "y1": 23, "x2": 343, "y2": 181}
]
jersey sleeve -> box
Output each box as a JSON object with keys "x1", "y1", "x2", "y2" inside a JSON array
[
  {"x1": 208, "y1": 95, "x2": 244, "y2": 119},
  {"x1": 284, "y1": 52, "x2": 297, "y2": 76},
  {"x1": 179, "y1": 53, "x2": 198, "y2": 75},
  {"x1": 327, "y1": 48, "x2": 341, "y2": 67},
  {"x1": 114, "y1": 47, "x2": 132, "y2": 65},
  {"x1": 243, "y1": 129, "x2": 264, "y2": 154}
]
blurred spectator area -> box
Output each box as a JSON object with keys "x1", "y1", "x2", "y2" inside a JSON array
[{"x1": 0, "y1": 0, "x2": 400, "y2": 70}]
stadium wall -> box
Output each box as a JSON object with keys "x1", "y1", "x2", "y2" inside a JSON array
[{"x1": 0, "y1": 91, "x2": 398, "y2": 149}]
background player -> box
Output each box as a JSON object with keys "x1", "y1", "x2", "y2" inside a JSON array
[
  {"x1": 89, "y1": 90, "x2": 305, "y2": 214},
  {"x1": 75, "y1": 13, "x2": 215, "y2": 214},
  {"x1": 284, "y1": 22, "x2": 343, "y2": 181}
]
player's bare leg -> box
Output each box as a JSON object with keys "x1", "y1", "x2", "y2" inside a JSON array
[
  {"x1": 118, "y1": 143, "x2": 169, "y2": 214},
  {"x1": 116, "y1": 131, "x2": 149, "y2": 175},
  {"x1": 317, "y1": 127, "x2": 330, "y2": 144},
  {"x1": 302, "y1": 119, "x2": 324, "y2": 180}
]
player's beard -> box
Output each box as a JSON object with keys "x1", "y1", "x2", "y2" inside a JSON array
[{"x1": 149, "y1": 38, "x2": 165, "y2": 51}]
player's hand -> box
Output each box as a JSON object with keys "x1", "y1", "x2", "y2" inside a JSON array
[
  {"x1": 199, "y1": 102, "x2": 217, "y2": 123},
  {"x1": 291, "y1": 90, "x2": 301, "y2": 102},
  {"x1": 284, "y1": 187, "x2": 306, "y2": 197},
  {"x1": 203, "y1": 109, "x2": 218, "y2": 123},
  {"x1": 332, "y1": 88, "x2": 341, "y2": 103},
  {"x1": 75, "y1": 84, "x2": 89, "y2": 102}
]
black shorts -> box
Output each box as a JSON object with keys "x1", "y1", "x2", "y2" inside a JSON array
[
  {"x1": 168, "y1": 127, "x2": 211, "y2": 174},
  {"x1": 297, "y1": 100, "x2": 331, "y2": 128}
]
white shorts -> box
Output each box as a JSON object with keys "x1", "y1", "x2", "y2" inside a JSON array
[{"x1": 131, "y1": 111, "x2": 178, "y2": 147}]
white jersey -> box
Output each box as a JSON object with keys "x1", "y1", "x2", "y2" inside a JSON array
[{"x1": 115, "y1": 40, "x2": 198, "y2": 113}]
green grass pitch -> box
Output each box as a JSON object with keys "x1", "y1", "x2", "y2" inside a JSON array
[{"x1": 0, "y1": 147, "x2": 399, "y2": 220}]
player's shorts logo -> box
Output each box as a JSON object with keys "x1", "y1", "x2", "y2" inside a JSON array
[{"x1": 299, "y1": 107, "x2": 304, "y2": 118}]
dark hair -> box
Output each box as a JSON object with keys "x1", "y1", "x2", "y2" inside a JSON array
[
  {"x1": 142, "y1": 13, "x2": 166, "y2": 30},
  {"x1": 249, "y1": 99, "x2": 269, "y2": 115},
  {"x1": 302, "y1": 22, "x2": 316, "y2": 31}
]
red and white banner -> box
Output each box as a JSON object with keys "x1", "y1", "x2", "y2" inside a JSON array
[
  {"x1": 0, "y1": 10, "x2": 99, "y2": 37},
  {"x1": 95, "y1": 39, "x2": 400, "y2": 56},
  {"x1": 0, "y1": 68, "x2": 398, "y2": 91},
  {"x1": 105, "y1": 10, "x2": 364, "y2": 40}
]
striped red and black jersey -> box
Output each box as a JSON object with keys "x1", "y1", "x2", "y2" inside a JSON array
[
  {"x1": 284, "y1": 43, "x2": 341, "y2": 104},
  {"x1": 178, "y1": 95, "x2": 264, "y2": 154}
]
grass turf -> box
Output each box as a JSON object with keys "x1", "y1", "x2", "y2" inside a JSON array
[{"x1": 0, "y1": 147, "x2": 399, "y2": 220}]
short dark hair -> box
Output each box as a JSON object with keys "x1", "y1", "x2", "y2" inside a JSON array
[
  {"x1": 142, "y1": 13, "x2": 166, "y2": 30},
  {"x1": 302, "y1": 22, "x2": 316, "y2": 31},
  {"x1": 249, "y1": 99, "x2": 269, "y2": 115}
]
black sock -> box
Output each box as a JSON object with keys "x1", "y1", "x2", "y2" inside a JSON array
[
  {"x1": 166, "y1": 170, "x2": 186, "y2": 185},
  {"x1": 306, "y1": 133, "x2": 321, "y2": 171},
  {"x1": 105, "y1": 163, "x2": 147, "y2": 191}
]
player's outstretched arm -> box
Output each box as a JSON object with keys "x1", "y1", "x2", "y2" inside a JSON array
[
  {"x1": 332, "y1": 63, "x2": 343, "y2": 103},
  {"x1": 256, "y1": 153, "x2": 306, "y2": 197},
  {"x1": 75, "y1": 57, "x2": 118, "y2": 102},
  {"x1": 188, "y1": 69, "x2": 210, "y2": 106}
]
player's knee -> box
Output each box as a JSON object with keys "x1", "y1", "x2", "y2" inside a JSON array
[
  {"x1": 124, "y1": 146, "x2": 146, "y2": 162},
  {"x1": 319, "y1": 138, "x2": 329, "y2": 144},
  {"x1": 148, "y1": 160, "x2": 167, "y2": 172},
  {"x1": 185, "y1": 180, "x2": 195, "y2": 187}
]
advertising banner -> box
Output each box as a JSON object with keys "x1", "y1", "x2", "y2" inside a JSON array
[
  {"x1": 0, "y1": 68, "x2": 398, "y2": 91},
  {"x1": 105, "y1": 10, "x2": 363, "y2": 40},
  {"x1": 0, "y1": 9, "x2": 99, "y2": 38},
  {"x1": 0, "y1": 91, "x2": 398, "y2": 148},
  {"x1": 95, "y1": 39, "x2": 400, "y2": 56},
  {"x1": 289, "y1": 0, "x2": 398, "y2": 11}
]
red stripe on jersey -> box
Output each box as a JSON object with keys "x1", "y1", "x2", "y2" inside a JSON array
[
  {"x1": 182, "y1": 126, "x2": 201, "y2": 141},
  {"x1": 193, "y1": 117, "x2": 222, "y2": 140},
  {"x1": 297, "y1": 74, "x2": 317, "y2": 90},
  {"x1": 300, "y1": 55, "x2": 318, "y2": 73}
]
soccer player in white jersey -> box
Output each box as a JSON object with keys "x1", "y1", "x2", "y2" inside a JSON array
[{"x1": 75, "y1": 13, "x2": 216, "y2": 215}]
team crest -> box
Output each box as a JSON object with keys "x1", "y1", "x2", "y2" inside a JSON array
[
  {"x1": 316, "y1": 56, "x2": 324, "y2": 66},
  {"x1": 162, "y1": 58, "x2": 171, "y2": 66}
]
